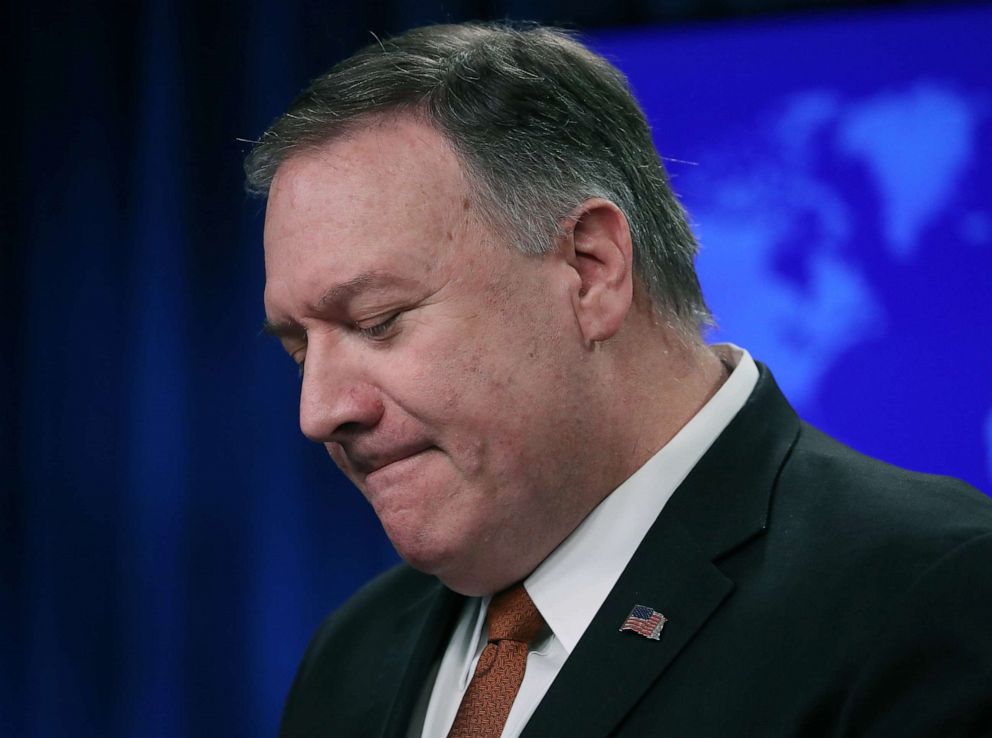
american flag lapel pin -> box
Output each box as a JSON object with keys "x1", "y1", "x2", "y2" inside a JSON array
[{"x1": 619, "y1": 604, "x2": 668, "y2": 641}]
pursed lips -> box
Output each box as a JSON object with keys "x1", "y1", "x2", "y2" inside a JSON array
[{"x1": 346, "y1": 442, "x2": 434, "y2": 478}]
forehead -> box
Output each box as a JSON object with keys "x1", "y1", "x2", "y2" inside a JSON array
[
  {"x1": 262, "y1": 117, "x2": 482, "y2": 311},
  {"x1": 265, "y1": 117, "x2": 474, "y2": 250}
]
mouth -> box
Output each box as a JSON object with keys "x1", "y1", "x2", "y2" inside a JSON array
[
  {"x1": 362, "y1": 447, "x2": 437, "y2": 494},
  {"x1": 352, "y1": 443, "x2": 434, "y2": 479}
]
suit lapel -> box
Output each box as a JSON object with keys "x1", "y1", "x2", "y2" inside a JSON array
[
  {"x1": 373, "y1": 581, "x2": 464, "y2": 738},
  {"x1": 521, "y1": 515, "x2": 732, "y2": 737},
  {"x1": 522, "y1": 366, "x2": 800, "y2": 737}
]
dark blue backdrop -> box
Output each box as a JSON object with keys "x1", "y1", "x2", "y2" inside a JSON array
[{"x1": 5, "y1": 2, "x2": 989, "y2": 737}]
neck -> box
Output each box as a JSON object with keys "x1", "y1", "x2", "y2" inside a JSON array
[{"x1": 590, "y1": 323, "x2": 729, "y2": 503}]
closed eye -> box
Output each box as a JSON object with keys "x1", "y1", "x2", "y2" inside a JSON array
[{"x1": 357, "y1": 312, "x2": 400, "y2": 340}]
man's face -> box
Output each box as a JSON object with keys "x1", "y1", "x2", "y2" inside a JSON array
[{"x1": 262, "y1": 117, "x2": 598, "y2": 594}]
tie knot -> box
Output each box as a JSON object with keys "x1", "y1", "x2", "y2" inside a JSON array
[{"x1": 486, "y1": 584, "x2": 544, "y2": 644}]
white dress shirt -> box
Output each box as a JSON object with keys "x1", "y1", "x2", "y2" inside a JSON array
[{"x1": 412, "y1": 345, "x2": 759, "y2": 738}]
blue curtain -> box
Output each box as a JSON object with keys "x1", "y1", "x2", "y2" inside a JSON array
[{"x1": 6, "y1": 2, "x2": 410, "y2": 735}]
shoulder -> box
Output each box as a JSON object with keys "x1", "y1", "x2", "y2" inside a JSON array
[
  {"x1": 279, "y1": 563, "x2": 453, "y2": 736},
  {"x1": 778, "y1": 421, "x2": 992, "y2": 557},
  {"x1": 774, "y1": 424, "x2": 992, "y2": 734},
  {"x1": 748, "y1": 418, "x2": 992, "y2": 654},
  {"x1": 765, "y1": 420, "x2": 992, "y2": 605},
  {"x1": 707, "y1": 418, "x2": 992, "y2": 734},
  {"x1": 834, "y1": 528, "x2": 992, "y2": 736}
]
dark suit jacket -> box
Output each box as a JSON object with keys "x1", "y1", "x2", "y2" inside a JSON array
[{"x1": 280, "y1": 367, "x2": 992, "y2": 737}]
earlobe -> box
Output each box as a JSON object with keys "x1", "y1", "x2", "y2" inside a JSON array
[{"x1": 565, "y1": 199, "x2": 634, "y2": 344}]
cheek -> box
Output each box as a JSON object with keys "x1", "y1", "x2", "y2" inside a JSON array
[
  {"x1": 387, "y1": 266, "x2": 577, "y2": 468},
  {"x1": 389, "y1": 331, "x2": 531, "y2": 476},
  {"x1": 401, "y1": 313, "x2": 518, "y2": 408}
]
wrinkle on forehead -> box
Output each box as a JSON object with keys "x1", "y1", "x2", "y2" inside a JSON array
[
  {"x1": 269, "y1": 117, "x2": 476, "y2": 229},
  {"x1": 262, "y1": 115, "x2": 500, "y2": 317}
]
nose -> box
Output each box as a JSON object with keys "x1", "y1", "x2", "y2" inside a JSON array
[{"x1": 298, "y1": 346, "x2": 384, "y2": 443}]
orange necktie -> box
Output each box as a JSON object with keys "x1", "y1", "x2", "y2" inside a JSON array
[{"x1": 447, "y1": 584, "x2": 546, "y2": 738}]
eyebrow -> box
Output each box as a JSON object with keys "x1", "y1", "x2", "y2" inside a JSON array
[
  {"x1": 260, "y1": 318, "x2": 303, "y2": 340},
  {"x1": 261, "y1": 270, "x2": 410, "y2": 339},
  {"x1": 317, "y1": 271, "x2": 394, "y2": 309}
]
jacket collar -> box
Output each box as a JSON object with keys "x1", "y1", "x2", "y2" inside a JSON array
[
  {"x1": 521, "y1": 364, "x2": 800, "y2": 737},
  {"x1": 374, "y1": 580, "x2": 464, "y2": 738}
]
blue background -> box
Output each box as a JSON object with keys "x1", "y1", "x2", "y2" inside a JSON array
[{"x1": 4, "y1": 3, "x2": 989, "y2": 737}]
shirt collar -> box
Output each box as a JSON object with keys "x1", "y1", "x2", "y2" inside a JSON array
[{"x1": 523, "y1": 344, "x2": 758, "y2": 653}]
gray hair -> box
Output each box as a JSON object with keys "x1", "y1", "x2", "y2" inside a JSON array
[{"x1": 244, "y1": 22, "x2": 712, "y2": 335}]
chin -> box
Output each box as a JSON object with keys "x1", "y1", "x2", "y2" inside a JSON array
[
  {"x1": 380, "y1": 513, "x2": 460, "y2": 571},
  {"x1": 381, "y1": 517, "x2": 493, "y2": 594},
  {"x1": 390, "y1": 526, "x2": 528, "y2": 597}
]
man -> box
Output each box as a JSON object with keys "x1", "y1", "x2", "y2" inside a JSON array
[{"x1": 247, "y1": 22, "x2": 992, "y2": 738}]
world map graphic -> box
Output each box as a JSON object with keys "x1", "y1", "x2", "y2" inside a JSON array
[{"x1": 683, "y1": 82, "x2": 991, "y2": 491}]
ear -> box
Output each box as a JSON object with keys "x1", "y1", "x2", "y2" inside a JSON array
[{"x1": 561, "y1": 198, "x2": 634, "y2": 343}]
